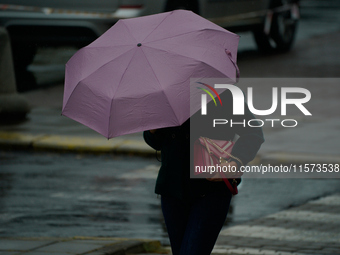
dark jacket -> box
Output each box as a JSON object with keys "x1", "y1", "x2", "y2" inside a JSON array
[{"x1": 143, "y1": 90, "x2": 264, "y2": 201}]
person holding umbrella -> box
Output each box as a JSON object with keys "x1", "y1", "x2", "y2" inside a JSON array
[
  {"x1": 62, "y1": 9, "x2": 264, "y2": 254},
  {"x1": 143, "y1": 88, "x2": 264, "y2": 254}
]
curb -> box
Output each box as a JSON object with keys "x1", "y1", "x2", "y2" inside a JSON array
[
  {"x1": 0, "y1": 131, "x2": 155, "y2": 156},
  {"x1": 0, "y1": 237, "x2": 164, "y2": 255},
  {"x1": 90, "y1": 238, "x2": 163, "y2": 255},
  {"x1": 1, "y1": 131, "x2": 339, "y2": 165}
]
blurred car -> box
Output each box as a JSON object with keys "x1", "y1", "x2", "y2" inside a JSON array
[{"x1": 0, "y1": 0, "x2": 299, "y2": 91}]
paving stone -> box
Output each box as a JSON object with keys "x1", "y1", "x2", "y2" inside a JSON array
[
  {"x1": 213, "y1": 247, "x2": 306, "y2": 255},
  {"x1": 0, "y1": 239, "x2": 54, "y2": 251},
  {"x1": 72, "y1": 239, "x2": 120, "y2": 246},
  {"x1": 327, "y1": 243, "x2": 340, "y2": 249},
  {"x1": 85, "y1": 252, "x2": 105, "y2": 255},
  {"x1": 217, "y1": 235, "x2": 335, "y2": 252},
  {"x1": 317, "y1": 223, "x2": 340, "y2": 233},
  {"x1": 262, "y1": 246, "x2": 299, "y2": 252},
  {"x1": 216, "y1": 236, "x2": 257, "y2": 247},
  {"x1": 309, "y1": 194, "x2": 340, "y2": 206},
  {"x1": 213, "y1": 247, "x2": 269, "y2": 255},
  {"x1": 295, "y1": 243, "x2": 324, "y2": 250},
  {"x1": 95, "y1": 240, "x2": 145, "y2": 255},
  {"x1": 292, "y1": 203, "x2": 340, "y2": 214},
  {"x1": 221, "y1": 224, "x2": 340, "y2": 243},
  {"x1": 283, "y1": 241, "x2": 317, "y2": 249},
  {"x1": 22, "y1": 252, "x2": 70, "y2": 255},
  {"x1": 35, "y1": 241, "x2": 103, "y2": 254},
  {"x1": 128, "y1": 253, "x2": 168, "y2": 255},
  {"x1": 212, "y1": 245, "x2": 238, "y2": 254},
  {"x1": 319, "y1": 247, "x2": 340, "y2": 254},
  {"x1": 295, "y1": 249, "x2": 325, "y2": 254},
  {"x1": 1, "y1": 194, "x2": 340, "y2": 255},
  {"x1": 251, "y1": 218, "x2": 340, "y2": 234},
  {"x1": 264, "y1": 210, "x2": 340, "y2": 224},
  {"x1": 220, "y1": 237, "x2": 268, "y2": 247}
]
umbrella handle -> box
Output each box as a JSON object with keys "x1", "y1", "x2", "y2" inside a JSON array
[{"x1": 225, "y1": 50, "x2": 240, "y2": 82}]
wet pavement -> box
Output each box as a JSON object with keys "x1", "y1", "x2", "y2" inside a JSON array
[
  {"x1": 1, "y1": 0, "x2": 340, "y2": 254},
  {"x1": 0, "y1": 151, "x2": 165, "y2": 242},
  {"x1": 1, "y1": 150, "x2": 340, "y2": 248},
  {"x1": 0, "y1": 236, "x2": 165, "y2": 255},
  {"x1": 1, "y1": 193, "x2": 340, "y2": 254}
]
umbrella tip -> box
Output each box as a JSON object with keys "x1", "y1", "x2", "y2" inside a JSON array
[{"x1": 137, "y1": 43, "x2": 142, "y2": 47}]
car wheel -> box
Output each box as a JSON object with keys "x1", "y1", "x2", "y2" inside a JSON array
[
  {"x1": 253, "y1": 0, "x2": 299, "y2": 53},
  {"x1": 165, "y1": 0, "x2": 199, "y2": 14}
]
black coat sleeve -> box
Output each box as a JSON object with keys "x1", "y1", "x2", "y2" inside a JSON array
[
  {"x1": 230, "y1": 101, "x2": 264, "y2": 166},
  {"x1": 143, "y1": 129, "x2": 165, "y2": 151}
]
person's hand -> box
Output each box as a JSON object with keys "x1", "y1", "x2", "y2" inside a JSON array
[{"x1": 206, "y1": 161, "x2": 243, "y2": 181}]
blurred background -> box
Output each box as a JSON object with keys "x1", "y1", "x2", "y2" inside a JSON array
[{"x1": 1, "y1": 0, "x2": 340, "y2": 246}]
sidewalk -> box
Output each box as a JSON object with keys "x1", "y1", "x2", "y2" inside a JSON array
[
  {"x1": 0, "y1": 237, "x2": 168, "y2": 255},
  {"x1": 0, "y1": 84, "x2": 154, "y2": 156},
  {"x1": 1, "y1": 82, "x2": 340, "y2": 165},
  {"x1": 0, "y1": 85, "x2": 339, "y2": 254},
  {"x1": 1, "y1": 193, "x2": 340, "y2": 254},
  {"x1": 1, "y1": 18, "x2": 340, "y2": 254},
  {"x1": 1, "y1": 81, "x2": 340, "y2": 255},
  {"x1": 0, "y1": 107, "x2": 155, "y2": 156},
  {"x1": 214, "y1": 193, "x2": 340, "y2": 254},
  {"x1": 1, "y1": 84, "x2": 340, "y2": 254},
  {"x1": 0, "y1": 104, "x2": 339, "y2": 255}
]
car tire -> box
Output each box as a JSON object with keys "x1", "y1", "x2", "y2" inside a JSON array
[{"x1": 253, "y1": 0, "x2": 299, "y2": 53}]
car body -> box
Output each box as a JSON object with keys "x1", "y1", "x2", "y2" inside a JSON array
[{"x1": 0, "y1": 0, "x2": 299, "y2": 91}]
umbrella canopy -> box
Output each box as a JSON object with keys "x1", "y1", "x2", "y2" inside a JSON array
[{"x1": 62, "y1": 10, "x2": 239, "y2": 138}]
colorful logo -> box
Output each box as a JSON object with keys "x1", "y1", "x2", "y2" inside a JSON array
[{"x1": 196, "y1": 82, "x2": 222, "y2": 107}]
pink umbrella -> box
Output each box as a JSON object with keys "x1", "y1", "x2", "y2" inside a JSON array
[{"x1": 62, "y1": 10, "x2": 239, "y2": 138}]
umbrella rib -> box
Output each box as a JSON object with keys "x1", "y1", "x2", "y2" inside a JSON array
[
  {"x1": 145, "y1": 28, "x2": 237, "y2": 45},
  {"x1": 119, "y1": 13, "x2": 174, "y2": 44},
  {"x1": 107, "y1": 47, "x2": 140, "y2": 137},
  {"x1": 120, "y1": 21, "x2": 138, "y2": 43},
  {"x1": 142, "y1": 12, "x2": 173, "y2": 43},
  {"x1": 143, "y1": 44, "x2": 236, "y2": 81},
  {"x1": 115, "y1": 48, "x2": 139, "y2": 94},
  {"x1": 108, "y1": 96, "x2": 115, "y2": 139},
  {"x1": 140, "y1": 47, "x2": 181, "y2": 124},
  {"x1": 64, "y1": 47, "x2": 137, "y2": 131},
  {"x1": 68, "y1": 46, "x2": 136, "y2": 100},
  {"x1": 86, "y1": 44, "x2": 135, "y2": 49}
]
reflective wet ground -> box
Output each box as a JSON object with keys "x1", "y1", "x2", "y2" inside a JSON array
[
  {"x1": 1, "y1": 151, "x2": 340, "y2": 245},
  {"x1": 2, "y1": 0, "x2": 340, "y2": 245},
  {"x1": 0, "y1": 151, "x2": 165, "y2": 241}
]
